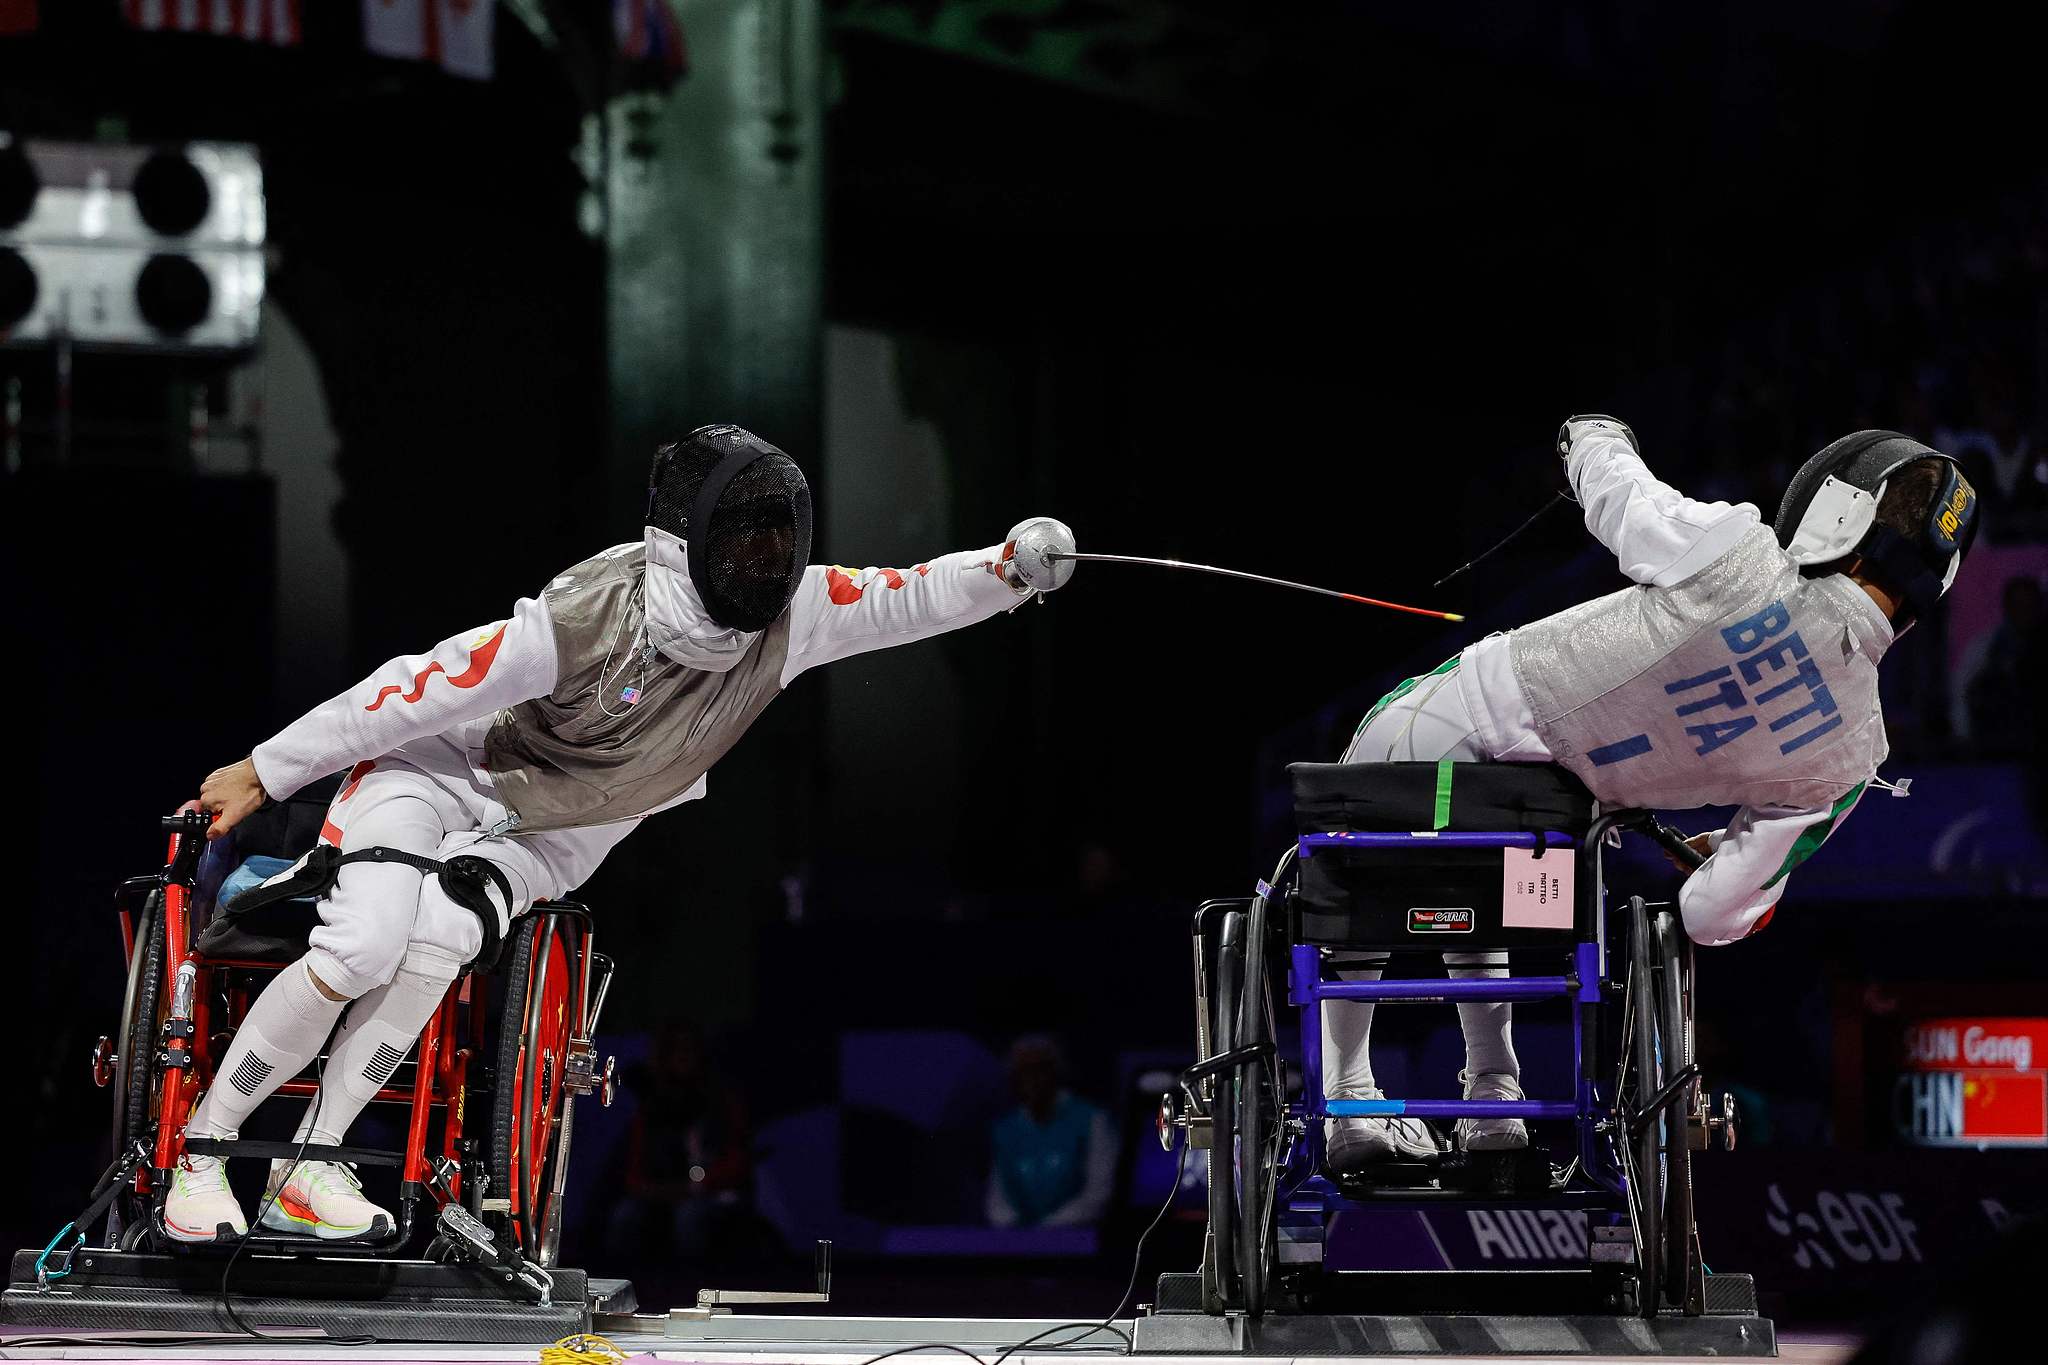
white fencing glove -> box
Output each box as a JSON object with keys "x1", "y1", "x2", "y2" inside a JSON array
[{"x1": 1555, "y1": 414, "x2": 1638, "y2": 499}]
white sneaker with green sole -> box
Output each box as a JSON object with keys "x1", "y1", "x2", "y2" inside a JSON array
[{"x1": 163, "y1": 1152, "x2": 248, "y2": 1244}]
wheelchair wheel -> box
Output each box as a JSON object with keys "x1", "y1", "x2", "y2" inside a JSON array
[
  {"x1": 111, "y1": 889, "x2": 166, "y2": 1163},
  {"x1": 1202, "y1": 912, "x2": 1243, "y2": 1312},
  {"x1": 1234, "y1": 902, "x2": 1280, "y2": 1317},
  {"x1": 488, "y1": 914, "x2": 580, "y2": 1256},
  {"x1": 1624, "y1": 896, "x2": 1665, "y2": 1317},
  {"x1": 1653, "y1": 909, "x2": 1699, "y2": 1313}
]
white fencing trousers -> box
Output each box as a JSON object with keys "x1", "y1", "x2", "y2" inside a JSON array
[
  {"x1": 304, "y1": 752, "x2": 495, "y2": 1000},
  {"x1": 1325, "y1": 661, "x2": 1519, "y2": 1090}
]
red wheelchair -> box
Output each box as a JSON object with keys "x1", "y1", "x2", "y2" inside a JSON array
[{"x1": 87, "y1": 795, "x2": 617, "y2": 1272}]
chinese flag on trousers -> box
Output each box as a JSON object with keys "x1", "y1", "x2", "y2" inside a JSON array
[
  {"x1": 122, "y1": 1, "x2": 302, "y2": 43},
  {"x1": 364, "y1": 0, "x2": 495, "y2": 80}
]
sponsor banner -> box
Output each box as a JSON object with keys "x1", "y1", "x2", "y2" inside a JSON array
[
  {"x1": 1407, "y1": 907, "x2": 1474, "y2": 934},
  {"x1": 1432, "y1": 1206, "x2": 1596, "y2": 1266},
  {"x1": 1305, "y1": 1148, "x2": 2041, "y2": 1316},
  {"x1": 1323, "y1": 1206, "x2": 1606, "y2": 1271},
  {"x1": 1693, "y1": 1149, "x2": 2044, "y2": 1310}
]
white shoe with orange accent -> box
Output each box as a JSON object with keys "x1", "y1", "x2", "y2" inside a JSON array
[
  {"x1": 163, "y1": 1153, "x2": 249, "y2": 1244},
  {"x1": 257, "y1": 1160, "x2": 391, "y2": 1241}
]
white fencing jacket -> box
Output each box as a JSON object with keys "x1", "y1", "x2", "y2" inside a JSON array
[
  {"x1": 1456, "y1": 432, "x2": 1886, "y2": 946},
  {"x1": 251, "y1": 529, "x2": 1029, "y2": 881}
]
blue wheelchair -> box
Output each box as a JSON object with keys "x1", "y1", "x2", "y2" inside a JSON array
[{"x1": 1160, "y1": 762, "x2": 1736, "y2": 1321}]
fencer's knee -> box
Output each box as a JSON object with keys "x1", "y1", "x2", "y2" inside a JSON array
[
  {"x1": 399, "y1": 932, "x2": 476, "y2": 985},
  {"x1": 410, "y1": 884, "x2": 496, "y2": 978},
  {"x1": 303, "y1": 940, "x2": 405, "y2": 1001},
  {"x1": 306, "y1": 966, "x2": 351, "y2": 1002}
]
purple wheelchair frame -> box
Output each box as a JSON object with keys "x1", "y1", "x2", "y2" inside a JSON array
[{"x1": 1273, "y1": 810, "x2": 1650, "y2": 1201}]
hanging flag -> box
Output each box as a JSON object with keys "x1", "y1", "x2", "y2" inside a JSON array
[
  {"x1": 363, "y1": 0, "x2": 495, "y2": 81},
  {"x1": 614, "y1": 0, "x2": 687, "y2": 91},
  {"x1": 123, "y1": 0, "x2": 303, "y2": 44}
]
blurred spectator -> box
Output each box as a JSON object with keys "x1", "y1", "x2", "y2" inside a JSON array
[
  {"x1": 605, "y1": 1020, "x2": 754, "y2": 1261},
  {"x1": 1938, "y1": 363, "x2": 2048, "y2": 539},
  {"x1": 985, "y1": 1036, "x2": 1115, "y2": 1228},
  {"x1": 1954, "y1": 575, "x2": 2044, "y2": 754}
]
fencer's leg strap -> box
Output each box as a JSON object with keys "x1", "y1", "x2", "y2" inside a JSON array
[
  {"x1": 434, "y1": 855, "x2": 510, "y2": 970},
  {"x1": 223, "y1": 844, "x2": 511, "y2": 973}
]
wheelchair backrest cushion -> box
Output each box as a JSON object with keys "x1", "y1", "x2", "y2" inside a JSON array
[
  {"x1": 191, "y1": 773, "x2": 342, "y2": 919},
  {"x1": 231, "y1": 775, "x2": 343, "y2": 860},
  {"x1": 1289, "y1": 761, "x2": 1594, "y2": 837},
  {"x1": 1289, "y1": 763, "x2": 1596, "y2": 949},
  {"x1": 194, "y1": 855, "x2": 322, "y2": 965}
]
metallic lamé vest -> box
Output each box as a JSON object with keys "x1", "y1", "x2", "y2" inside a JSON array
[
  {"x1": 482, "y1": 545, "x2": 792, "y2": 834},
  {"x1": 1508, "y1": 524, "x2": 1887, "y2": 811}
]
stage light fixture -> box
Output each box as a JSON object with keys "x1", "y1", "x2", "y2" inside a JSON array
[
  {"x1": 0, "y1": 141, "x2": 35, "y2": 230},
  {"x1": 0, "y1": 246, "x2": 35, "y2": 328},
  {"x1": 135, "y1": 253, "x2": 213, "y2": 334},
  {"x1": 132, "y1": 149, "x2": 212, "y2": 236},
  {"x1": 0, "y1": 138, "x2": 263, "y2": 353}
]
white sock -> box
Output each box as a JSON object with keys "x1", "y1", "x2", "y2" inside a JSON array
[
  {"x1": 1321, "y1": 957, "x2": 1388, "y2": 1098},
  {"x1": 292, "y1": 962, "x2": 453, "y2": 1148},
  {"x1": 188, "y1": 958, "x2": 348, "y2": 1140},
  {"x1": 1446, "y1": 951, "x2": 1519, "y2": 1080}
]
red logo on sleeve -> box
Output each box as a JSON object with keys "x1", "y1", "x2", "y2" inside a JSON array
[
  {"x1": 365, "y1": 624, "x2": 508, "y2": 712},
  {"x1": 823, "y1": 564, "x2": 930, "y2": 605}
]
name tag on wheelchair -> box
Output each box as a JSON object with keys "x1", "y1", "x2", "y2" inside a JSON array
[{"x1": 1500, "y1": 846, "x2": 1575, "y2": 930}]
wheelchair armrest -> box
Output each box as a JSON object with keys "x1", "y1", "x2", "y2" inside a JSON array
[{"x1": 1592, "y1": 808, "x2": 1705, "y2": 870}]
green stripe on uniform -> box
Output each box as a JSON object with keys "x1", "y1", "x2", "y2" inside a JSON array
[
  {"x1": 1351, "y1": 654, "x2": 1460, "y2": 747},
  {"x1": 1433, "y1": 758, "x2": 1455, "y2": 831},
  {"x1": 1761, "y1": 780, "x2": 1867, "y2": 891}
]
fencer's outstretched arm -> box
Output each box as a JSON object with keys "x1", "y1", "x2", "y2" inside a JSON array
[
  {"x1": 778, "y1": 538, "x2": 1044, "y2": 684},
  {"x1": 1561, "y1": 421, "x2": 1760, "y2": 588},
  {"x1": 1677, "y1": 784, "x2": 1867, "y2": 945},
  {"x1": 251, "y1": 596, "x2": 561, "y2": 801}
]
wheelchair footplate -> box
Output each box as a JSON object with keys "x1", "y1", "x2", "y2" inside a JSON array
[
  {"x1": 1336, "y1": 1143, "x2": 1562, "y2": 1199},
  {"x1": 1439, "y1": 1143, "x2": 1563, "y2": 1196}
]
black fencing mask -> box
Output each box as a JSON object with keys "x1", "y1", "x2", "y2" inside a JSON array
[
  {"x1": 646, "y1": 425, "x2": 813, "y2": 632},
  {"x1": 1774, "y1": 429, "x2": 1978, "y2": 624}
]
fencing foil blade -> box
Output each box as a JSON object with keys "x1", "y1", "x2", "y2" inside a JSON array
[{"x1": 1045, "y1": 553, "x2": 1464, "y2": 622}]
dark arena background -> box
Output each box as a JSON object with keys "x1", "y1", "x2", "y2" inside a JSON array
[{"x1": 4, "y1": 3, "x2": 2047, "y2": 1363}]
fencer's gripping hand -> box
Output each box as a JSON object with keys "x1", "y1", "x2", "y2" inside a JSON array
[
  {"x1": 198, "y1": 756, "x2": 270, "y2": 841},
  {"x1": 1555, "y1": 414, "x2": 1639, "y2": 499},
  {"x1": 999, "y1": 517, "x2": 1077, "y2": 594},
  {"x1": 1661, "y1": 831, "x2": 1716, "y2": 875}
]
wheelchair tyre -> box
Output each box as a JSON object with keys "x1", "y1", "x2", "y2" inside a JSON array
[
  {"x1": 112, "y1": 889, "x2": 166, "y2": 1163},
  {"x1": 1626, "y1": 897, "x2": 1664, "y2": 1317},
  {"x1": 1203, "y1": 912, "x2": 1243, "y2": 1312},
  {"x1": 1653, "y1": 910, "x2": 1698, "y2": 1312},
  {"x1": 488, "y1": 914, "x2": 580, "y2": 1256},
  {"x1": 1234, "y1": 901, "x2": 1278, "y2": 1317}
]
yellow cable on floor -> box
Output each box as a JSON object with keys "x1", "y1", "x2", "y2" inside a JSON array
[{"x1": 541, "y1": 1333, "x2": 630, "y2": 1365}]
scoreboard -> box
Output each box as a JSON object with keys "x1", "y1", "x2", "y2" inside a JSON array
[{"x1": 1892, "y1": 1017, "x2": 2047, "y2": 1147}]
